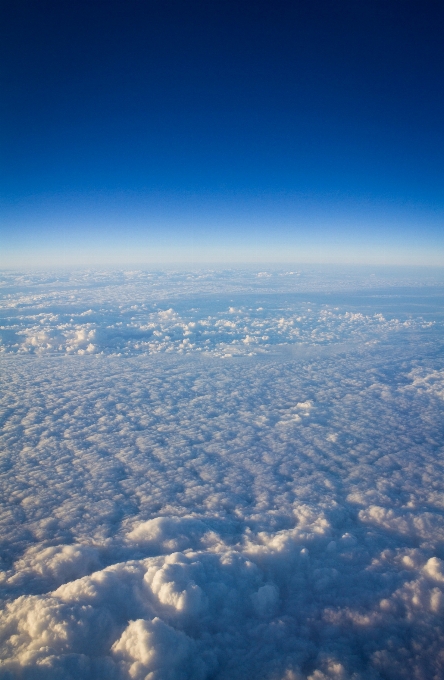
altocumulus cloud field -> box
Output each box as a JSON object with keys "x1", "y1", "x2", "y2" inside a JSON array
[{"x1": 1, "y1": 268, "x2": 444, "y2": 680}]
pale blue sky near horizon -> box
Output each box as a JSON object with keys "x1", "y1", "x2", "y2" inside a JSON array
[{"x1": 2, "y1": 189, "x2": 444, "y2": 267}]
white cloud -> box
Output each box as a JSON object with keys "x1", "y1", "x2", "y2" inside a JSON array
[
  {"x1": 112, "y1": 617, "x2": 209, "y2": 680},
  {"x1": 0, "y1": 269, "x2": 438, "y2": 357},
  {"x1": 1, "y1": 268, "x2": 444, "y2": 679}
]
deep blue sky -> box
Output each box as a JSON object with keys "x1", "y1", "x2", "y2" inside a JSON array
[{"x1": 1, "y1": 0, "x2": 444, "y2": 265}]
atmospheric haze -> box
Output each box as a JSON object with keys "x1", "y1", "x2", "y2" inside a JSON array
[{"x1": 1, "y1": 267, "x2": 444, "y2": 679}]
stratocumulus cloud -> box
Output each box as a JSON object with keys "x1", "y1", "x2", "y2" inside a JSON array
[{"x1": 1, "y1": 269, "x2": 444, "y2": 679}]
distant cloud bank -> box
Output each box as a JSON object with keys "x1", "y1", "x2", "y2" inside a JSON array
[{"x1": 0, "y1": 268, "x2": 439, "y2": 357}]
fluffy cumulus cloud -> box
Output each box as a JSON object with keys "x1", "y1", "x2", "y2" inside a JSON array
[{"x1": 1, "y1": 268, "x2": 444, "y2": 679}]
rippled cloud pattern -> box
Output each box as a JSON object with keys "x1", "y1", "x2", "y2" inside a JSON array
[{"x1": 1, "y1": 268, "x2": 444, "y2": 679}]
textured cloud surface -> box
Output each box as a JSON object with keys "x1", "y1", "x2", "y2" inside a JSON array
[{"x1": 1, "y1": 269, "x2": 444, "y2": 679}]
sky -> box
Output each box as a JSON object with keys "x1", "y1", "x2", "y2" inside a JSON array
[{"x1": 1, "y1": 0, "x2": 444, "y2": 266}]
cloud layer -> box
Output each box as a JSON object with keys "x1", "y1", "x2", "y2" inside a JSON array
[
  {"x1": 1, "y1": 269, "x2": 444, "y2": 679},
  {"x1": 0, "y1": 268, "x2": 439, "y2": 357}
]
